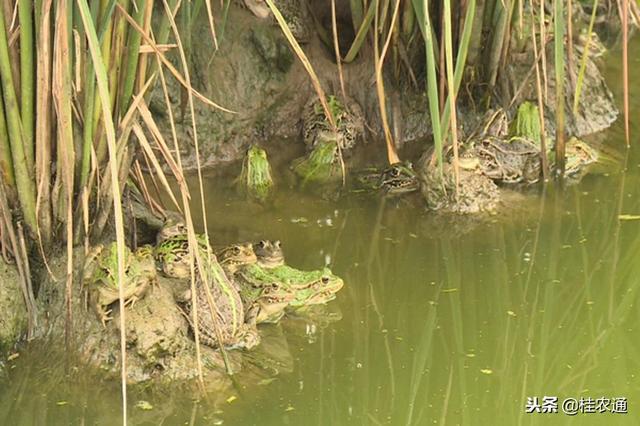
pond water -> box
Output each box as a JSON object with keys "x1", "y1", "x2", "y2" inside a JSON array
[{"x1": 2, "y1": 40, "x2": 640, "y2": 425}]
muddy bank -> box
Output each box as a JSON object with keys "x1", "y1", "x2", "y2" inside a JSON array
[
  {"x1": 34, "y1": 249, "x2": 237, "y2": 386},
  {"x1": 0, "y1": 258, "x2": 26, "y2": 353},
  {"x1": 150, "y1": 2, "x2": 619, "y2": 172}
]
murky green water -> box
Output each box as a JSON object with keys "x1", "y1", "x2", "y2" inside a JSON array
[{"x1": 2, "y1": 40, "x2": 640, "y2": 425}]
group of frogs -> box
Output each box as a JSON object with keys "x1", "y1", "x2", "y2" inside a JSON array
[
  {"x1": 355, "y1": 107, "x2": 603, "y2": 212},
  {"x1": 82, "y1": 218, "x2": 343, "y2": 350}
]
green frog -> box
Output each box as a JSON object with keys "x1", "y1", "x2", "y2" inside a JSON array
[
  {"x1": 83, "y1": 243, "x2": 155, "y2": 326},
  {"x1": 253, "y1": 240, "x2": 285, "y2": 268},
  {"x1": 155, "y1": 233, "x2": 210, "y2": 279},
  {"x1": 236, "y1": 263, "x2": 344, "y2": 309},
  {"x1": 356, "y1": 162, "x2": 420, "y2": 195}
]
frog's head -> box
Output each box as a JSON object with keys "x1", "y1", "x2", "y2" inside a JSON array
[
  {"x1": 218, "y1": 243, "x2": 258, "y2": 272},
  {"x1": 254, "y1": 282, "x2": 295, "y2": 323},
  {"x1": 381, "y1": 162, "x2": 419, "y2": 194},
  {"x1": 248, "y1": 145, "x2": 267, "y2": 162},
  {"x1": 253, "y1": 240, "x2": 284, "y2": 268},
  {"x1": 290, "y1": 268, "x2": 344, "y2": 307},
  {"x1": 134, "y1": 244, "x2": 157, "y2": 279},
  {"x1": 156, "y1": 213, "x2": 187, "y2": 244}
]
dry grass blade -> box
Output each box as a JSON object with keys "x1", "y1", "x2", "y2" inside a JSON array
[
  {"x1": 264, "y1": 0, "x2": 336, "y2": 129},
  {"x1": 443, "y1": 0, "x2": 459, "y2": 192},
  {"x1": 52, "y1": 0, "x2": 76, "y2": 349},
  {"x1": 132, "y1": 123, "x2": 182, "y2": 210},
  {"x1": 76, "y1": 1, "x2": 129, "y2": 424},
  {"x1": 204, "y1": 0, "x2": 219, "y2": 50},
  {"x1": 136, "y1": 101, "x2": 187, "y2": 188},
  {"x1": 35, "y1": 0, "x2": 53, "y2": 246},
  {"x1": 375, "y1": 0, "x2": 401, "y2": 165},
  {"x1": 115, "y1": 2, "x2": 235, "y2": 114},
  {"x1": 160, "y1": 0, "x2": 234, "y2": 375}
]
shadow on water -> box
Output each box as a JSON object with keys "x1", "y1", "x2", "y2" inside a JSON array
[{"x1": 1, "y1": 40, "x2": 640, "y2": 426}]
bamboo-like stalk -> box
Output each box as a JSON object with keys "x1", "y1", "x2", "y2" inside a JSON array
[
  {"x1": 18, "y1": 0, "x2": 35, "y2": 169},
  {"x1": 553, "y1": 0, "x2": 566, "y2": 176},
  {"x1": 35, "y1": 0, "x2": 53, "y2": 244},
  {"x1": 373, "y1": 0, "x2": 401, "y2": 165},
  {"x1": 621, "y1": 0, "x2": 630, "y2": 146},
  {"x1": 412, "y1": 0, "x2": 443, "y2": 173},
  {"x1": 0, "y1": 2, "x2": 37, "y2": 235},
  {"x1": 440, "y1": 0, "x2": 475, "y2": 144},
  {"x1": 344, "y1": 0, "x2": 376, "y2": 63},
  {"x1": 0, "y1": 74, "x2": 14, "y2": 188},
  {"x1": 443, "y1": 0, "x2": 460, "y2": 191},
  {"x1": 118, "y1": 0, "x2": 146, "y2": 114},
  {"x1": 350, "y1": 0, "x2": 364, "y2": 32},
  {"x1": 529, "y1": 0, "x2": 549, "y2": 181},
  {"x1": 487, "y1": 0, "x2": 509, "y2": 88},
  {"x1": 76, "y1": 1, "x2": 129, "y2": 424},
  {"x1": 53, "y1": 0, "x2": 76, "y2": 350},
  {"x1": 573, "y1": 0, "x2": 599, "y2": 115},
  {"x1": 78, "y1": 0, "x2": 100, "y2": 190},
  {"x1": 264, "y1": 0, "x2": 336, "y2": 129}
]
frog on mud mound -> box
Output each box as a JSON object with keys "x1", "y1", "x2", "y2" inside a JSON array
[
  {"x1": 302, "y1": 95, "x2": 365, "y2": 152},
  {"x1": 154, "y1": 219, "x2": 260, "y2": 350},
  {"x1": 82, "y1": 243, "x2": 157, "y2": 326}
]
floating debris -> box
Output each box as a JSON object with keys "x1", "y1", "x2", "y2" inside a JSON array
[
  {"x1": 135, "y1": 400, "x2": 153, "y2": 410},
  {"x1": 480, "y1": 369, "x2": 493, "y2": 375},
  {"x1": 619, "y1": 214, "x2": 640, "y2": 221}
]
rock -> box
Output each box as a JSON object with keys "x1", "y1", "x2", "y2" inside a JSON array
[{"x1": 0, "y1": 258, "x2": 26, "y2": 352}]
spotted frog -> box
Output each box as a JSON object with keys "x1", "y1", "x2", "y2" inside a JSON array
[
  {"x1": 302, "y1": 95, "x2": 365, "y2": 151},
  {"x1": 82, "y1": 243, "x2": 156, "y2": 326},
  {"x1": 217, "y1": 243, "x2": 258, "y2": 274},
  {"x1": 357, "y1": 162, "x2": 420, "y2": 195},
  {"x1": 237, "y1": 264, "x2": 344, "y2": 309}
]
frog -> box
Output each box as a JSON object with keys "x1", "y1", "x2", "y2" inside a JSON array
[
  {"x1": 473, "y1": 136, "x2": 542, "y2": 184},
  {"x1": 356, "y1": 161, "x2": 420, "y2": 195},
  {"x1": 253, "y1": 240, "x2": 285, "y2": 268},
  {"x1": 302, "y1": 95, "x2": 365, "y2": 152},
  {"x1": 183, "y1": 254, "x2": 260, "y2": 350},
  {"x1": 233, "y1": 278, "x2": 295, "y2": 324},
  {"x1": 83, "y1": 243, "x2": 155, "y2": 326},
  {"x1": 242, "y1": 0, "x2": 314, "y2": 43},
  {"x1": 419, "y1": 160, "x2": 500, "y2": 214},
  {"x1": 236, "y1": 263, "x2": 344, "y2": 309},
  {"x1": 560, "y1": 137, "x2": 600, "y2": 178},
  {"x1": 155, "y1": 233, "x2": 211, "y2": 279},
  {"x1": 217, "y1": 242, "x2": 258, "y2": 274}
]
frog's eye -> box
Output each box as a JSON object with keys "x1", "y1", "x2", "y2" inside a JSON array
[
  {"x1": 321, "y1": 277, "x2": 330, "y2": 285},
  {"x1": 274, "y1": 240, "x2": 281, "y2": 248},
  {"x1": 258, "y1": 240, "x2": 267, "y2": 248}
]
